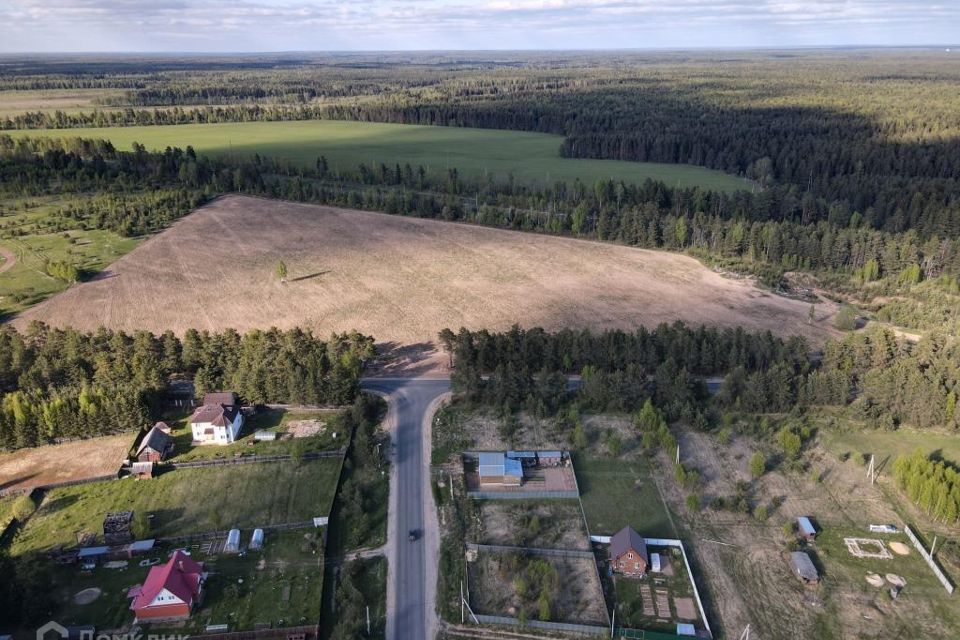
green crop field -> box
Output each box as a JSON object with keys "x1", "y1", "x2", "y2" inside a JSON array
[
  {"x1": 11, "y1": 458, "x2": 343, "y2": 555},
  {"x1": 5, "y1": 120, "x2": 749, "y2": 191}
]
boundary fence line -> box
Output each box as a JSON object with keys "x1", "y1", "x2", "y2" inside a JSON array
[
  {"x1": 904, "y1": 525, "x2": 955, "y2": 594},
  {"x1": 467, "y1": 489, "x2": 579, "y2": 500},
  {"x1": 467, "y1": 542, "x2": 595, "y2": 559}
]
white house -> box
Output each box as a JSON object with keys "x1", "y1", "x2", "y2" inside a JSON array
[{"x1": 189, "y1": 392, "x2": 244, "y2": 444}]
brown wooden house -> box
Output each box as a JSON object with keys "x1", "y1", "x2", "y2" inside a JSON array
[
  {"x1": 610, "y1": 525, "x2": 649, "y2": 576},
  {"x1": 137, "y1": 424, "x2": 174, "y2": 462}
]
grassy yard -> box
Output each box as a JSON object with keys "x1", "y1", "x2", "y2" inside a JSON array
[
  {"x1": 6, "y1": 120, "x2": 749, "y2": 191},
  {"x1": 160, "y1": 407, "x2": 346, "y2": 462},
  {"x1": 11, "y1": 458, "x2": 343, "y2": 554},
  {"x1": 47, "y1": 529, "x2": 324, "y2": 632},
  {"x1": 575, "y1": 456, "x2": 676, "y2": 538},
  {"x1": 0, "y1": 198, "x2": 140, "y2": 314}
]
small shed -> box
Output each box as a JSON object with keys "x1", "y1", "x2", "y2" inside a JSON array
[
  {"x1": 790, "y1": 551, "x2": 820, "y2": 585},
  {"x1": 651, "y1": 552, "x2": 662, "y2": 573},
  {"x1": 131, "y1": 461, "x2": 156, "y2": 479},
  {"x1": 225, "y1": 528, "x2": 241, "y2": 553},
  {"x1": 537, "y1": 451, "x2": 563, "y2": 467},
  {"x1": 249, "y1": 528, "x2": 264, "y2": 550},
  {"x1": 677, "y1": 623, "x2": 696, "y2": 637},
  {"x1": 77, "y1": 546, "x2": 110, "y2": 565},
  {"x1": 254, "y1": 430, "x2": 277, "y2": 442},
  {"x1": 507, "y1": 451, "x2": 537, "y2": 467},
  {"x1": 127, "y1": 539, "x2": 156, "y2": 557},
  {"x1": 137, "y1": 425, "x2": 174, "y2": 463},
  {"x1": 478, "y1": 452, "x2": 522, "y2": 486},
  {"x1": 797, "y1": 516, "x2": 817, "y2": 542}
]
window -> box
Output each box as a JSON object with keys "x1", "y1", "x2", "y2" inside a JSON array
[
  {"x1": 628, "y1": 552, "x2": 633, "y2": 559},
  {"x1": 634, "y1": 562, "x2": 640, "y2": 570}
]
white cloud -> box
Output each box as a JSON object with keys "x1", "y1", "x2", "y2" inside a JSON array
[{"x1": 0, "y1": 0, "x2": 957, "y2": 51}]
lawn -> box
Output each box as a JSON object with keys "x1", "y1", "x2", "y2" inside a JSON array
[
  {"x1": 47, "y1": 529, "x2": 325, "y2": 632},
  {"x1": 5, "y1": 120, "x2": 749, "y2": 192},
  {"x1": 11, "y1": 458, "x2": 343, "y2": 554},
  {"x1": 161, "y1": 407, "x2": 347, "y2": 462},
  {"x1": 0, "y1": 197, "x2": 140, "y2": 314},
  {"x1": 575, "y1": 456, "x2": 676, "y2": 539}
]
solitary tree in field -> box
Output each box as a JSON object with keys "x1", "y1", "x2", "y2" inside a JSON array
[
  {"x1": 808, "y1": 304, "x2": 816, "y2": 325},
  {"x1": 276, "y1": 259, "x2": 287, "y2": 283}
]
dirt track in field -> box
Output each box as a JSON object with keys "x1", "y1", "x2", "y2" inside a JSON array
[
  {"x1": 15, "y1": 195, "x2": 837, "y2": 365},
  {"x1": 0, "y1": 245, "x2": 16, "y2": 274}
]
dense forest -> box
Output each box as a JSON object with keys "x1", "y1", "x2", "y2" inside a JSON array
[
  {"x1": 4, "y1": 52, "x2": 960, "y2": 245},
  {"x1": 0, "y1": 322, "x2": 374, "y2": 450},
  {"x1": 443, "y1": 323, "x2": 960, "y2": 431}
]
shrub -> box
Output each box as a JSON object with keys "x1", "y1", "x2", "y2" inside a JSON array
[{"x1": 749, "y1": 452, "x2": 766, "y2": 478}]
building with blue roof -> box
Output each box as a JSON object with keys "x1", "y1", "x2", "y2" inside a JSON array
[{"x1": 477, "y1": 452, "x2": 523, "y2": 485}]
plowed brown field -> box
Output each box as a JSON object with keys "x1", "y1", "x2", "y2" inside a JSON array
[{"x1": 15, "y1": 195, "x2": 836, "y2": 366}]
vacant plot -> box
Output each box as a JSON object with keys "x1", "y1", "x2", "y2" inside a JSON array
[
  {"x1": 0, "y1": 433, "x2": 132, "y2": 493},
  {"x1": 576, "y1": 457, "x2": 675, "y2": 539},
  {"x1": 656, "y1": 424, "x2": 960, "y2": 640},
  {"x1": 11, "y1": 458, "x2": 342, "y2": 554},
  {"x1": 7, "y1": 120, "x2": 749, "y2": 191},
  {"x1": 476, "y1": 500, "x2": 590, "y2": 550},
  {"x1": 468, "y1": 551, "x2": 608, "y2": 625},
  {"x1": 16, "y1": 197, "x2": 837, "y2": 360}
]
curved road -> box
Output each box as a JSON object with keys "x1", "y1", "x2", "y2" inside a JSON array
[{"x1": 361, "y1": 377, "x2": 450, "y2": 640}]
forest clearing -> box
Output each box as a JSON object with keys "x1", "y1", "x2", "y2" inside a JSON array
[
  {"x1": 4, "y1": 119, "x2": 748, "y2": 191},
  {"x1": 15, "y1": 196, "x2": 837, "y2": 358}
]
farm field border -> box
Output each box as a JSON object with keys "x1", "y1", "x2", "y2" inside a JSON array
[{"x1": 3, "y1": 119, "x2": 750, "y2": 191}]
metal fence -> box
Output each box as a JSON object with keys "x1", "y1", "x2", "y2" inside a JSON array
[
  {"x1": 467, "y1": 542, "x2": 595, "y2": 559},
  {"x1": 467, "y1": 489, "x2": 579, "y2": 500},
  {"x1": 191, "y1": 624, "x2": 319, "y2": 640},
  {"x1": 904, "y1": 525, "x2": 955, "y2": 594},
  {"x1": 157, "y1": 519, "x2": 322, "y2": 545},
  {"x1": 473, "y1": 614, "x2": 609, "y2": 636}
]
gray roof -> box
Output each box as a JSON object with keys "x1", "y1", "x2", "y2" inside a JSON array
[
  {"x1": 137, "y1": 425, "x2": 173, "y2": 456},
  {"x1": 797, "y1": 516, "x2": 816, "y2": 536},
  {"x1": 203, "y1": 391, "x2": 238, "y2": 406},
  {"x1": 538, "y1": 450, "x2": 563, "y2": 458},
  {"x1": 479, "y1": 452, "x2": 505, "y2": 476},
  {"x1": 507, "y1": 450, "x2": 536, "y2": 458},
  {"x1": 790, "y1": 551, "x2": 819, "y2": 582},
  {"x1": 610, "y1": 526, "x2": 648, "y2": 563},
  {"x1": 78, "y1": 546, "x2": 109, "y2": 558}
]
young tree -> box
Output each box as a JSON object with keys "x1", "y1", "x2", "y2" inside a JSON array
[
  {"x1": 275, "y1": 259, "x2": 288, "y2": 283},
  {"x1": 749, "y1": 451, "x2": 766, "y2": 478}
]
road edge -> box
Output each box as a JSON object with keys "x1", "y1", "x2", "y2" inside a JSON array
[{"x1": 421, "y1": 391, "x2": 451, "y2": 640}]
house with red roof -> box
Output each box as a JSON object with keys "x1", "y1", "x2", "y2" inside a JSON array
[{"x1": 128, "y1": 550, "x2": 205, "y2": 622}]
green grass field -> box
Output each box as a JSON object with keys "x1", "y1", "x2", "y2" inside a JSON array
[
  {"x1": 818, "y1": 424, "x2": 960, "y2": 469},
  {"x1": 0, "y1": 198, "x2": 140, "y2": 314},
  {"x1": 6, "y1": 120, "x2": 749, "y2": 191},
  {"x1": 11, "y1": 459, "x2": 342, "y2": 554},
  {"x1": 575, "y1": 456, "x2": 676, "y2": 538}
]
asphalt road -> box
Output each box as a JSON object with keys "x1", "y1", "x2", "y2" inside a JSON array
[{"x1": 361, "y1": 377, "x2": 450, "y2": 640}]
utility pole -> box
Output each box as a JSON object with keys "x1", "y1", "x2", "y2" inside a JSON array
[
  {"x1": 676, "y1": 444, "x2": 680, "y2": 465},
  {"x1": 739, "y1": 624, "x2": 751, "y2": 640},
  {"x1": 366, "y1": 606, "x2": 370, "y2": 635}
]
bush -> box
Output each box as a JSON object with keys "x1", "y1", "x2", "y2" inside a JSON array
[
  {"x1": 753, "y1": 505, "x2": 768, "y2": 521},
  {"x1": 685, "y1": 493, "x2": 700, "y2": 512},
  {"x1": 749, "y1": 452, "x2": 766, "y2": 478},
  {"x1": 834, "y1": 304, "x2": 859, "y2": 331}
]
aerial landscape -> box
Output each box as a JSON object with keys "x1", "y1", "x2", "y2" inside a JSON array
[{"x1": 1, "y1": 2, "x2": 959, "y2": 640}]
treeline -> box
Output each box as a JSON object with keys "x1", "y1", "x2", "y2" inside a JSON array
[
  {"x1": 443, "y1": 323, "x2": 810, "y2": 421},
  {"x1": 893, "y1": 450, "x2": 960, "y2": 525},
  {"x1": 5, "y1": 135, "x2": 960, "y2": 290},
  {"x1": 445, "y1": 324, "x2": 960, "y2": 431},
  {"x1": 0, "y1": 323, "x2": 374, "y2": 450}
]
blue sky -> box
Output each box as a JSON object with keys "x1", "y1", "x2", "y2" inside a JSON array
[{"x1": 2, "y1": 0, "x2": 958, "y2": 53}]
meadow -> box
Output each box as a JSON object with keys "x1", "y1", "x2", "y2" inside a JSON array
[
  {"x1": 575, "y1": 457, "x2": 676, "y2": 538},
  {"x1": 0, "y1": 198, "x2": 140, "y2": 315},
  {"x1": 5, "y1": 119, "x2": 749, "y2": 191},
  {"x1": 11, "y1": 458, "x2": 343, "y2": 554}
]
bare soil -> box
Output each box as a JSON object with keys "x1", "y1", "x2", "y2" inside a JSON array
[
  {"x1": 476, "y1": 501, "x2": 590, "y2": 551},
  {"x1": 0, "y1": 433, "x2": 132, "y2": 492},
  {"x1": 16, "y1": 196, "x2": 838, "y2": 371},
  {"x1": 468, "y1": 552, "x2": 607, "y2": 625},
  {"x1": 658, "y1": 426, "x2": 960, "y2": 640}
]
